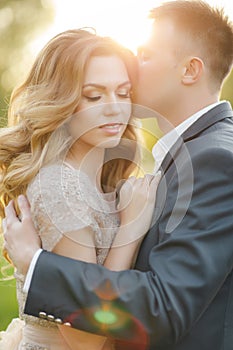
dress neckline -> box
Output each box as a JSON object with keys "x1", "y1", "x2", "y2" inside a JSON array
[{"x1": 62, "y1": 161, "x2": 116, "y2": 201}]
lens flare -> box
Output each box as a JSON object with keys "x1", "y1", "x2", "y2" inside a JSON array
[{"x1": 94, "y1": 309, "x2": 118, "y2": 325}]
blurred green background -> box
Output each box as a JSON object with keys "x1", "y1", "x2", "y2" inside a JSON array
[
  {"x1": 0, "y1": 0, "x2": 54, "y2": 331},
  {"x1": 0, "y1": 0, "x2": 233, "y2": 332}
]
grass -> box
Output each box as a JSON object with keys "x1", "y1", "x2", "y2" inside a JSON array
[{"x1": 0, "y1": 237, "x2": 18, "y2": 331}]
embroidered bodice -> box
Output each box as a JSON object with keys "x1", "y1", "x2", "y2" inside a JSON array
[{"x1": 16, "y1": 162, "x2": 120, "y2": 328}]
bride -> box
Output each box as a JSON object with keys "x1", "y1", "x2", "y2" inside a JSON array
[{"x1": 0, "y1": 29, "x2": 160, "y2": 350}]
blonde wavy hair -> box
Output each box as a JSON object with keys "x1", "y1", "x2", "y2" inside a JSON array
[{"x1": 0, "y1": 29, "x2": 139, "y2": 218}]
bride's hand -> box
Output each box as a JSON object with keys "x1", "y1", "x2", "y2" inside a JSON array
[
  {"x1": 105, "y1": 172, "x2": 161, "y2": 268},
  {"x1": 117, "y1": 172, "x2": 161, "y2": 238}
]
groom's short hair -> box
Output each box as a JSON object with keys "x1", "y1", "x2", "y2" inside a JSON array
[{"x1": 149, "y1": 0, "x2": 233, "y2": 90}]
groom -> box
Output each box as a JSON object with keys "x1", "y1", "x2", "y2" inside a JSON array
[{"x1": 4, "y1": 1, "x2": 233, "y2": 349}]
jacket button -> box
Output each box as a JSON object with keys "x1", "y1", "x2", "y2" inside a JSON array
[
  {"x1": 47, "y1": 315, "x2": 55, "y2": 322},
  {"x1": 39, "y1": 312, "x2": 47, "y2": 319},
  {"x1": 55, "y1": 318, "x2": 63, "y2": 324},
  {"x1": 63, "y1": 322, "x2": 72, "y2": 327}
]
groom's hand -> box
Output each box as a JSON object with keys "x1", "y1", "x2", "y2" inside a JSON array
[{"x1": 3, "y1": 195, "x2": 41, "y2": 275}]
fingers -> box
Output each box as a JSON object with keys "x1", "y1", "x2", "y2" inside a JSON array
[
  {"x1": 152, "y1": 171, "x2": 162, "y2": 186},
  {"x1": 121, "y1": 173, "x2": 161, "y2": 192},
  {"x1": 119, "y1": 176, "x2": 136, "y2": 193},
  {"x1": 117, "y1": 176, "x2": 137, "y2": 211},
  {"x1": 17, "y1": 195, "x2": 31, "y2": 221},
  {"x1": 3, "y1": 195, "x2": 32, "y2": 231},
  {"x1": 122, "y1": 175, "x2": 158, "y2": 195},
  {"x1": 4, "y1": 200, "x2": 18, "y2": 224},
  {"x1": 144, "y1": 174, "x2": 155, "y2": 184},
  {"x1": 2, "y1": 217, "x2": 6, "y2": 232}
]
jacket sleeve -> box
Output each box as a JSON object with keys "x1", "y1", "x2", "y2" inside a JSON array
[{"x1": 24, "y1": 147, "x2": 233, "y2": 347}]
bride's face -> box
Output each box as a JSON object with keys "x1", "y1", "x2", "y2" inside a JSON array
[{"x1": 68, "y1": 55, "x2": 132, "y2": 149}]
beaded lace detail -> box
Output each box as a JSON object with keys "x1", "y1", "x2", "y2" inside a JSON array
[
  {"x1": 20, "y1": 343, "x2": 48, "y2": 350},
  {"x1": 16, "y1": 162, "x2": 120, "y2": 330}
]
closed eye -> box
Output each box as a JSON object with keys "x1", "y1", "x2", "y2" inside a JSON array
[
  {"x1": 138, "y1": 47, "x2": 151, "y2": 62},
  {"x1": 117, "y1": 90, "x2": 131, "y2": 98},
  {"x1": 83, "y1": 95, "x2": 101, "y2": 102},
  {"x1": 140, "y1": 52, "x2": 150, "y2": 62}
]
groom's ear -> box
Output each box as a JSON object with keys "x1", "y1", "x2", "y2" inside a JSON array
[{"x1": 181, "y1": 57, "x2": 204, "y2": 85}]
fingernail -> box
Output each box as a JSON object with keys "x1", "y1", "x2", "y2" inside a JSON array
[{"x1": 18, "y1": 195, "x2": 25, "y2": 204}]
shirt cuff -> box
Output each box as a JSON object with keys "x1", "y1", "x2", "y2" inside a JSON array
[{"x1": 23, "y1": 249, "x2": 43, "y2": 293}]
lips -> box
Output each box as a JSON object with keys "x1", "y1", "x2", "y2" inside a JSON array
[
  {"x1": 99, "y1": 123, "x2": 123, "y2": 134},
  {"x1": 99, "y1": 123, "x2": 122, "y2": 129}
]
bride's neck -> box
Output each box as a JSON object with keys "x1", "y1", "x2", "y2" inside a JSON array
[{"x1": 66, "y1": 140, "x2": 104, "y2": 190}]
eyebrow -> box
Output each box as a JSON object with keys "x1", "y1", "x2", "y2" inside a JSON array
[{"x1": 82, "y1": 81, "x2": 131, "y2": 89}]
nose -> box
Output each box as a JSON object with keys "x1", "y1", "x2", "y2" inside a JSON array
[{"x1": 104, "y1": 94, "x2": 121, "y2": 116}]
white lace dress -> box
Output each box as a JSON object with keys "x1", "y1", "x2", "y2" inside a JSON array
[{"x1": 3, "y1": 162, "x2": 120, "y2": 350}]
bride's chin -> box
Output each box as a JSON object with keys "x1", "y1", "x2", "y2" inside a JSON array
[{"x1": 97, "y1": 136, "x2": 123, "y2": 149}]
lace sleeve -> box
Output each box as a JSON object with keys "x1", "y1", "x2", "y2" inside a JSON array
[{"x1": 27, "y1": 163, "x2": 98, "y2": 251}]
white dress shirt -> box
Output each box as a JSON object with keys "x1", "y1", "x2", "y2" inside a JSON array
[{"x1": 23, "y1": 101, "x2": 225, "y2": 293}]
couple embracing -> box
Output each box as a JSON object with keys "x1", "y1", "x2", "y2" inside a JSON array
[{"x1": 1, "y1": 1, "x2": 233, "y2": 349}]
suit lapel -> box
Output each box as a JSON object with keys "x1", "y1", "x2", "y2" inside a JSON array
[
  {"x1": 160, "y1": 102, "x2": 233, "y2": 174},
  {"x1": 136, "y1": 102, "x2": 233, "y2": 270}
]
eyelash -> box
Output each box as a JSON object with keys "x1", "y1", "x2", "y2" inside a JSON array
[
  {"x1": 84, "y1": 96, "x2": 101, "y2": 102},
  {"x1": 83, "y1": 91, "x2": 131, "y2": 102},
  {"x1": 118, "y1": 91, "x2": 131, "y2": 98},
  {"x1": 139, "y1": 51, "x2": 150, "y2": 62}
]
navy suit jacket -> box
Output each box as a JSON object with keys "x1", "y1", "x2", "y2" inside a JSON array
[{"x1": 25, "y1": 102, "x2": 233, "y2": 349}]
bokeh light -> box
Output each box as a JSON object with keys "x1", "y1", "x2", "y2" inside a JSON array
[{"x1": 30, "y1": 0, "x2": 233, "y2": 55}]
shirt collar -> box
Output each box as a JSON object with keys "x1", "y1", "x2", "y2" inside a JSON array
[{"x1": 152, "y1": 101, "x2": 225, "y2": 172}]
